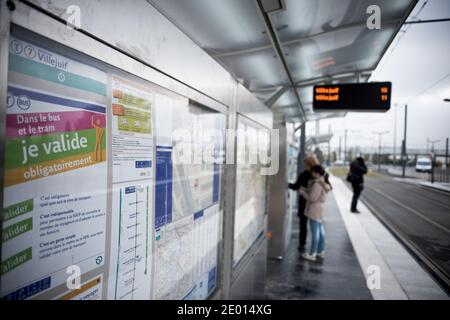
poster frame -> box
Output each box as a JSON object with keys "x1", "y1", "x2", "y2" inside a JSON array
[{"x1": 1, "y1": 23, "x2": 228, "y2": 300}]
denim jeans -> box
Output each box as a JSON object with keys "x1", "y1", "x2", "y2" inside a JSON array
[
  {"x1": 309, "y1": 219, "x2": 325, "y2": 255},
  {"x1": 299, "y1": 213, "x2": 308, "y2": 247}
]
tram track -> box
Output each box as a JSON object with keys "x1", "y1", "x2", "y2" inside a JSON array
[
  {"x1": 385, "y1": 178, "x2": 450, "y2": 211},
  {"x1": 361, "y1": 182, "x2": 450, "y2": 294},
  {"x1": 367, "y1": 186, "x2": 450, "y2": 235}
]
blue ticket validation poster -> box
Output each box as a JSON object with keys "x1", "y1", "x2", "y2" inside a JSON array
[
  {"x1": 155, "y1": 146, "x2": 172, "y2": 229},
  {"x1": 213, "y1": 163, "x2": 220, "y2": 203}
]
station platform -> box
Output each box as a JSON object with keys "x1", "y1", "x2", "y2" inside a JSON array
[
  {"x1": 420, "y1": 181, "x2": 450, "y2": 193},
  {"x1": 265, "y1": 176, "x2": 448, "y2": 300}
]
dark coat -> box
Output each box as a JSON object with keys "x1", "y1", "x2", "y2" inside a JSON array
[
  {"x1": 349, "y1": 159, "x2": 368, "y2": 189},
  {"x1": 288, "y1": 170, "x2": 313, "y2": 217}
]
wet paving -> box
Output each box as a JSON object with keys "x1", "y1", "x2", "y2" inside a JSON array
[{"x1": 265, "y1": 193, "x2": 372, "y2": 300}]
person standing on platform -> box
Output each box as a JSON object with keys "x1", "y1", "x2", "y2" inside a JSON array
[
  {"x1": 299, "y1": 165, "x2": 332, "y2": 261},
  {"x1": 347, "y1": 157, "x2": 368, "y2": 213},
  {"x1": 288, "y1": 155, "x2": 320, "y2": 251}
]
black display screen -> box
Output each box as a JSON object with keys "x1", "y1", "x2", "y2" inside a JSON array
[{"x1": 313, "y1": 82, "x2": 392, "y2": 112}]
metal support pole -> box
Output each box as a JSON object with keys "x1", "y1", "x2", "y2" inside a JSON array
[
  {"x1": 431, "y1": 153, "x2": 436, "y2": 184},
  {"x1": 298, "y1": 123, "x2": 306, "y2": 173},
  {"x1": 344, "y1": 129, "x2": 347, "y2": 164},
  {"x1": 401, "y1": 139, "x2": 405, "y2": 175},
  {"x1": 221, "y1": 83, "x2": 238, "y2": 299},
  {"x1": 0, "y1": 0, "x2": 13, "y2": 283},
  {"x1": 378, "y1": 136, "x2": 381, "y2": 173},
  {"x1": 401, "y1": 105, "x2": 408, "y2": 177},
  {"x1": 393, "y1": 104, "x2": 398, "y2": 166},
  {"x1": 338, "y1": 136, "x2": 342, "y2": 161},
  {"x1": 373, "y1": 131, "x2": 389, "y2": 173},
  {"x1": 430, "y1": 140, "x2": 439, "y2": 154},
  {"x1": 327, "y1": 124, "x2": 331, "y2": 166},
  {"x1": 446, "y1": 137, "x2": 449, "y2": 168}
]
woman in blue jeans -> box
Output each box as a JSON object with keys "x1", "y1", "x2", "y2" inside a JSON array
[{"x1": 299, "y1": 165, "x2": 332, "y2": 261}]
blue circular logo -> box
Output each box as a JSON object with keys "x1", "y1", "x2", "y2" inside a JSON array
[
  {"x1": 24, "y1": 45, "x2": 36, "y2": 59},
  {"x1": 6, "y1": 92, "x2": 14, "y2": 108},
  {"x1": 17, "y1": 95, "x2": 31, "y2": 110},
  {"x1": 10, "y1": 40, "x2": 23, "y2": 55},
  {"x1": 95, "y1": 256, "x2": 103, "y2": 265},
  {"x1": 57, "y1": 72, "x2": 66, "y2": 82}
]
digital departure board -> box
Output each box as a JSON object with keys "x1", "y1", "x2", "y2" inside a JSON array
[{"x1": 313, "y1": 82, "x2": 392, "y2": 112}]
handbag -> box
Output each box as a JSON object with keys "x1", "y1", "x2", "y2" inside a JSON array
[{"x1": 346, "y1": 172, "x2": 355, "y2": 183}]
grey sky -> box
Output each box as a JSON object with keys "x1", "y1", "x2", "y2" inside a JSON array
[{"x1": 315, "y1": 0, "x2": 450, "y2": 152}]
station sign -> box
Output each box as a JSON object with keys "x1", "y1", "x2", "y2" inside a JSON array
[{"x1": 313, "y1": 82, "x2": 391, "y2": 112}]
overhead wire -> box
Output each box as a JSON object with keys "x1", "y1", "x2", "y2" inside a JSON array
[
  {"x1": 374, "y1": 0, "x2": 430, "y2": 74},
  {"x1": 406, "y1": 73, "x2": 450, "y2": 105}
]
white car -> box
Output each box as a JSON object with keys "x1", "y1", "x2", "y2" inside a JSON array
[{"x1": 416, "y1": 158, "x2": 432, "y2": 173}]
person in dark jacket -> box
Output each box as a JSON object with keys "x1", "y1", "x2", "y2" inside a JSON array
[
  {"x1": 348, "y1": 157, "x2": 368, "y2": 213},
  {"x1": 288, "y1": 155, "x2": 320, "y2": 251}
]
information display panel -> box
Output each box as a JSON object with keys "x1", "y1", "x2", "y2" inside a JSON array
[{"x1": 313, "y1": 82, "x2": 392, "y2": 112}]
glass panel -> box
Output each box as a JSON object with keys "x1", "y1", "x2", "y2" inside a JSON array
[
  {"x1": 151, "y1": 0, "x2": 271, "y2": 52},
  {"x1": 221, "y1": 48, "x2": 287, "y2": 90},
  {"x1": 2, "y1": 31, "x2": 226, "y2": 301},
  {"x1": 285, "y1": 25, "x2": 396, "y2": 82},
  {"x1": 273, "y1": 0, "x2": 414, "y2": 42},
  {"x1": 272, "y1": 88, "x2": 297, "y2": 108},
  {"x1": 233, "y1": 117, "x2": 268, "y2": 266}
]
